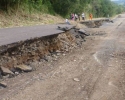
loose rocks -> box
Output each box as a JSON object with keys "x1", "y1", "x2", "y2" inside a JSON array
[
  {"x1": 0, "y1": 66, "x2": 14, "y2": 75},
  {"x1": 0, "y1": 81, "x2": 7, "y2": 88},
  {"x1": 14, "y1": 65, "x2": 32, "y2": 72},
  {"x1": 73, "y1": 78, "x2": 80, "y2": 82}
]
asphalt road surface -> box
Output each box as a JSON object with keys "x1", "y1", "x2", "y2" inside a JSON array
[
  {"x1": 0, "y1": 24, "x2": 74, "y2": 46},
  {"x1": 0, "y1": 14, "x2": 125, "y2": 100}
]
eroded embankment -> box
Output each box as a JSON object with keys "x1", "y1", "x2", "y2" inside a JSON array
[
  {"x1": 81, "y1": 19, "x2": 113, "y2": 28},
  {"x1": 0, "y1": 28, "x2": 87, "y2": 80}
]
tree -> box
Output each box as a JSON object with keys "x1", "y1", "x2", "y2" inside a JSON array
[{"x1": 0, "y1": 0, "x2": 124, "y2": 17}]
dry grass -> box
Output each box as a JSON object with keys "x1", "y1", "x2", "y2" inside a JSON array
[
  {"x1": 0, "y1": 11, "x2": 65, "y2": 28},
  {"x1": 0, "y1": 10, "x2": 87, "y2": 29}
]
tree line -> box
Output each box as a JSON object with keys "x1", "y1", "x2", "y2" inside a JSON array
[{"x1": 0, "y1": 0, "x2": 125, "y2": 18}]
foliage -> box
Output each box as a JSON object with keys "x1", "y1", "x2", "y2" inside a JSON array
[{"x1": 0, "y1": 0, "x2": 124, "y2": 17}]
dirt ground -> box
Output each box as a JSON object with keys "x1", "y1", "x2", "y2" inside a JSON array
[{"x1": 0, "y1": 14, "x2": 125, "y2": 100}]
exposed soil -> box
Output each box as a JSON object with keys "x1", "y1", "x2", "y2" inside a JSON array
[{"x1": 0, "y1": 14, "x2": 125, "y2": 100}]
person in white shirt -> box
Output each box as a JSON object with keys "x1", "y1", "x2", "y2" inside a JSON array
[
  {"x1": 82, "y1": 13, "x2": 85, "y2": 20},
  {"x1": 65, "y1": 19, "x2": 70, "y2": 25},
  {"x1": 75, "y1": 14, "x2": 78, "y2": 21}
]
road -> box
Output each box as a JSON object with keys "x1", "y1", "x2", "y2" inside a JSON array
[
  {"x1": 0, "y1": 24, "x2": 74, "y2": 46},
  {"x1": 0, "y1": 14, "x2": 125, "y2": 100}
]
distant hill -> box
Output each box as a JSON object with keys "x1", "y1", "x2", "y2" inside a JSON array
[{"x1": 113, "y1": 0, "x2": 125, "y2": 5}]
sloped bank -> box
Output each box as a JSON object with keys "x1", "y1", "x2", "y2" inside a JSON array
[
  {"x1": 0, "y1": 27, "x2": 88, "y2": 80},
  {"x1": 81, "y1": 18, "x2": 113, "y2": 28}
]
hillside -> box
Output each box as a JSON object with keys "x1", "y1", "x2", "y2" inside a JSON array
[
  {"x1": 0, "y1": 0, "x2": 124, "y2": 28},
  {"x1": 0, "y1": 11, "x2": 64, "y2": 28},
  {"x1": 113, "y1": 0, "x2": 125, "y2": 5}
]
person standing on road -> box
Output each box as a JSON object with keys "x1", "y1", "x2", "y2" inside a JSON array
[
  {"x1": 89, "y1": 13, "x2": 93, "y2": 20},
  {"x1": 82, "y1": 12, "x2": 85, "y2": 20},
  {"x1": 65, "y1": 19, "x2": 70, "y2": 25},
  {"x1": 75, "y1": 13, "x2": 78, "y2": 21},
  {"x1": 78, "y1": 13, "x2": 80, "y2": 21},
  {"x1": 70, "y1": 13, "x2": 72, "y2": 20},
  {"x1": 71, "y1": 13, "x2": 75, "y2": 20}
]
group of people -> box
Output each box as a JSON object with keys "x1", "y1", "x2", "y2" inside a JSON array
[
  {"x1": 70, "y1": 12, "x2": 93, "y2": 21},
  {"x1": 66, "y1": 12, "x2": 93, "y2": 25},
  {"x1": 70, "y1": 13, "x2": 80, "y2": 21}
]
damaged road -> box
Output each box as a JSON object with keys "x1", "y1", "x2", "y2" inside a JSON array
[{"x1": 0, "y1": 14, "x2": 125, "y2": 100}]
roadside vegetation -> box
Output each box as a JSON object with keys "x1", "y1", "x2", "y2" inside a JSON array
[{"x1": 0, "y1": 0, "x2": 125, "y2": 27}]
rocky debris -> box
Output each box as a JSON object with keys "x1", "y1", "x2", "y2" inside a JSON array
[
  {"x1": 95, "y1": 21, "x2": 103, "y2": 28},
  {"x1": 107, "y1": 18, "x2": 114, "y2": 23},
  {"x1": 78, "y1": 29, "x2": 86, "y2": 33},
  {"x1": 118, "y1": 15, "x2": 121, "y2": 18},
  {"x1": 84, "y1": 21, "x2": 96, "y2": 28},
  {"x1": 57, "y1": 26, "x2": 75, "y2": 32},
  {"x1": 0, "y1": 70, "x2": 2, "y2": 79},
  {"x1": 91, "y1": 31, "x2": 106, "y2": 36},
  {"x1": 62, "y1": 53, "x2": 66, "y2": 56},
  {"x1": 78, "y1": 29, "x2": 90, "y2": 36},
  {"x1": 81, "y1": 20, "x2": 110, "y2": 28},
  {"x1": 14, "y1": 65, "x2": 33, "y2": 72},
  {"x1": 73, "y1": 78, "x2": 80, "y2": 82},
  {"x1": 58, "y1": 26, "x2": 69, "y2": 31},
  {"x1": 14, "y1": 72, "x2": 19, "y2": 75},
  {"x1": 0, "y1": 27, "x2": 89, "y2": 79},
  {"x1": 0, "y1": 66, "x2": 14, "y2": 75},
  {"x1": 58, "y1": 26, "x2": 71, "y2": 31},
  {"x1": 0, "y1": 81, "x2": 7, "y2": 88},
  {"x1": 110, "y1": 20, "x2": 114, "y2": 23},
  {"x1": 70, "y1": 29, "x2": 86, "y2": 47}
]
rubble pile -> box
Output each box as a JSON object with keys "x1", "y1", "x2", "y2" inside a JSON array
[
  {"x1": 84, "y1": 21, "x2": 103, "y2": 28},
  {"x1": 81, "y1": 19, "x2": 112, "y2": 28}
]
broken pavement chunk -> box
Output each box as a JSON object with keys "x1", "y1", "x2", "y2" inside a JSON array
[
  {"x1": 0, "y1": 81, "x2": 7, "y2": 88},
  {"x1": 73, "y1": 78, "x2": 80, "y2": 82},
  {"x1": 15, "y1": 65, "x2": 32, "y2": 72},
  {"x1": 0, "y1": 66, "x2": 14, "y2": 75},
  {"x1": 78, "y1": 29, "x2": 89, "y2": 36}
]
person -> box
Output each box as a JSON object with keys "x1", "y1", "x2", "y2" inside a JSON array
[
  {"x1": 89, "y1": 13, "x2": 93, "y2": 20},
  {"x1": 75, "y1": 13, "x2": 78, "y2": 21},
  {"x1": 82, "y1": 12, "x2": 85, "y2": 20},
  {"x1": 107, "y1": 14, "x2": 109, "y2": 18},
  {"x1": 65, "y1": 19, "x2": 70, "y2": 25},
  {"x1": 71, "y1": 13, "x2": 75, "y2": 20},
  {"x1": 70, "y1": 13, "x2": 72, "y2": 20},
  {"x1": 78, "y1": 13, "x2": 80, "y2": 21}
]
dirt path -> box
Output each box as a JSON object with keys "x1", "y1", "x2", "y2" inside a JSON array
[{"x1": 1, "y1": 14, "x2": 125, "y2": 100}]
